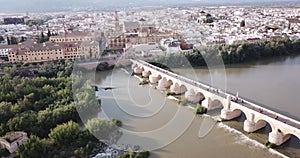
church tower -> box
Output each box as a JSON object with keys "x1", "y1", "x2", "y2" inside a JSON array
[{"x1": 115, "y1": 11, "x2": 120, "y2": 32}]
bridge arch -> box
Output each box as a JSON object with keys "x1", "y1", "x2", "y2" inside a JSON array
[
  {"x1": 149, "y1": 73, "x2": 162, "y2": 83},
  {"x1": 167, "y1": 79, "x2": 173, "y2": 85},
  {"x1": 157, "y1": 77, "x2": 173, "y2": 90},
  {"x1": 253, "y1": 118, "x2": 275, "y2": 133},
  {"x1": 170, "y1": 83, "x2": 187, "y2": 95},
  {"x1": 283, "y1": 133, "x2": 300, "y2": 144},
  {"x1": 196, "y1": 92, "x2": 205, "y2": 102},
  {"x1": 209, "y1": 99, "x2": 224, "y2": 110},
  {"x1": 142, "y1": 69, "x2": 152, "y2": 78},
  {"x1": 230, "y1": 107, "x2": 248, "y2": 120},
  {"x1": 179, "y1": 84, "x2": 188, "y2": 93},
  {"x1": 185, "y1": 89, "x2": 205, "y2": 104}
]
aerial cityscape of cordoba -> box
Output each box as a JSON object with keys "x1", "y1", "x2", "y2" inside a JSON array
[{"x1": 0, "y1": 0, "x2": 300, "y2": 158}]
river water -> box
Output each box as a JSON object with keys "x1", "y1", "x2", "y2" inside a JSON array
[{"x1": 94, "y1": 55, "x2": 300, "y2": 158}]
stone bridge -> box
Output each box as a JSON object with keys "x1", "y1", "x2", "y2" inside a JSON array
[{"x1": 131, "y1": 59, "x2": 300, "y2": 146}]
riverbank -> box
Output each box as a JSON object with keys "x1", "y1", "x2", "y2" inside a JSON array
[{"x1": 150, "y1": 38, "x2": 300, "y2": 68}]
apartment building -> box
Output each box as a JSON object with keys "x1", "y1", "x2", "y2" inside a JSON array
[
  {"x1": 0, "y1": 45, "x2": 17, "y2": 58},
  {"x1": 49, "y1": 31, "x2": 94, "y2": 43},
  {"x1": 8, "y1": 39, "x2": 99, "y2": 63}
]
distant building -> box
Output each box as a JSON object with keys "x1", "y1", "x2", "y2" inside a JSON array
[
  {"x1": 0, "y1": 132, "x2": 28, "y2": 154},
  {"x1": 180, "y1": 42, "x2": 194, "y2": 50},
  {"x1": 0, "y1": 45, "x2": 17, "y2": 58},
  {"x1": 3, "y1": 18, "x2": 25, "y2": 25},
  {"x1": 246, "y1": 37, "x2": 262, "y2": 43},
  {"x1": 107, "y1": 21, "x2": 182, "y2": 51},
  {"x1": 8, "y1": 39, "x2": 99, "y2": 63},
  {"x1": 49, "y1": 31, "x2": 93, "y2": 43}
]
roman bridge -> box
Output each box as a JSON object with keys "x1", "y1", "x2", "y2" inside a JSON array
[{"x1": 131, "y1": 59, "x2": 300, "y2": 146}]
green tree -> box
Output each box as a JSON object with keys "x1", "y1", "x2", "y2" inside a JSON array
[
  {"x1": 7, "y1": 111, "x2": 38, "y2": 134},
  {"x1": 47, "y1": 29, "x2": 51, "y2": 37},
  {"x1": 0, "y1": 35, "x2": 4, "y2": 42},
  {"x1": 86, "y1": 118, "x2": 120, "y2": 142},
  {"x1": 49, "y1": 121, "x2": 80, "y2": 146},
  {"x1": 240, "y1": 20, "x2": 245, "y2": 27},
  {"x1": 10, "y1": 36, "x2": 18, "y2": 45},
  {"x1": 75, "y1": 81, "x2": 100, "y2": 119},
  {"x1": 6, "y1": 36, "x2": 10, "y2": 45},
  {"x1": 0, "y1": 102, "x2": 13, "y2": 123},
  {"x1": 17, "y1": 135, "x2": 49, "y2": 158},
  {"x1": 20, "y1": 36, "x2": 26, "y2": 42},
  {"x1": 95, "y1": 62, "x2": 113, "y2": 71},
  {"x1": 37, "y1": 103, "x2": 79, "y2": 137},
  {"x1": 38, "y1": 32, "x2": 49, "y2": 43}
]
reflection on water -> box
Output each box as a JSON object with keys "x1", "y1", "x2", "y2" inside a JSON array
[
  {"x1": 94, "y1": 55, "x2": 300, "y2": 158},
  {"x1": 175, "y1": 55, "x2": 300, "y2": 121}
]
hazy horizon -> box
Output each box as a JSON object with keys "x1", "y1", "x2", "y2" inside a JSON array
[{"x1": 0, "y1": 0, "x2": 299, "y2": 13}]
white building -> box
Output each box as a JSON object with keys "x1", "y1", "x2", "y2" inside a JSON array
[{"x1": 0, "y1": 45, "x2": 16, "y2": 58}]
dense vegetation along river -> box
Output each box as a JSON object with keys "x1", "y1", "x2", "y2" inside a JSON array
[{"x1": 95, "y1": 55, "x2": 300, "y2": 158}]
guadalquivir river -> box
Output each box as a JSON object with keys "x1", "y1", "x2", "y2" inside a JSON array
[{"x1": 95, "y1": 55, "x2": 300, "y2": 158}]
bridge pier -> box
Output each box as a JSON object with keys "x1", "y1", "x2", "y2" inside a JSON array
[
  {"x1": 142, "y1": 70, "x2": 151, "y2": 78},
  {"x1": 157, "y1": 77, "x2": 172, "y2": 90},
  {"x1": 243, "y1": 113, "x2": 266, "y2": 132},
  {"x1": 184, "y1": 89, "x2": 204, "y2": 104},
  {"x1": 199, "y1": 96, "x2": 211, "y2": 109},
  {"x1": 133, "y1": 66, "x2": 143, "y2": 74},
  {"x1": 149, "y1": 74, "x2": 161, "y2": 84},
  {"x1": 221, "y1": 109, "x2": 241, "y2": 120},
  {"x1": 220, "y1": 96, "x2": 241, "y2": 120},
  {"x1": 268, "y1": 129, "x2": 291, "y2": 146},
  {"x1": 244, "y1": 120, "x2": 267, "y2": 133}
]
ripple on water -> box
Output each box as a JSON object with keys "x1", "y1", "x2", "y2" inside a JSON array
[{"x1": 217, "y1": 122, "x2": 288, "y2": 158}]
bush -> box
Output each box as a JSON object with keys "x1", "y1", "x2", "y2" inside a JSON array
[
  {"x1": 86, "y1": 118, "x2": 121, "y2": 142},
  {"x1": 96, "y1": 62, "x2": 114, "y2": 71},
  {"x1": 38, "y1": 62, "x2": 44, "y2": 65},
  {"x1": 0, "y1": 148, "x2": 10, "y2": 157},
  {"x1": 166, "y1": 90, "x2": 175, "y2": 96},
  {"x1": 118, "y1": 150, "x2": 150, "y2": 158},
  {"x1": 23, "y1": 63, "x2": 30, "y2": 67},
  {"x1": 16, "y1": 63, "x2": 22, "y2": 68},
  {"x1": 17, "y1": 135, "x2": 49, "y2": 158},
  {"x1": 195, "y1": 104, "x2": 207, "y2": 114},
  {"x1": 178, "y1": 99, "x2": 188, "y2": 106},
  {"x1": 265, "y1": 141, "x2": 277, "y2": 148},
  {"x1": 48, "y1": 121, "x2": 80, "y2": 146},
  {"x1": 112, "y1": 119, "x2": 122, "y2": 127},
  {"x1": 137, "y1": 150, "x2": 150, "y2": 157},
  {"x1": 139, "y1": 79, "x2": 149, "y2": 85}
]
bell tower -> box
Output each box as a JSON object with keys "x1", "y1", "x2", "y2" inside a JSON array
[{"x1": 115, "y1": 11, "x2": 120, "y2": 32}]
